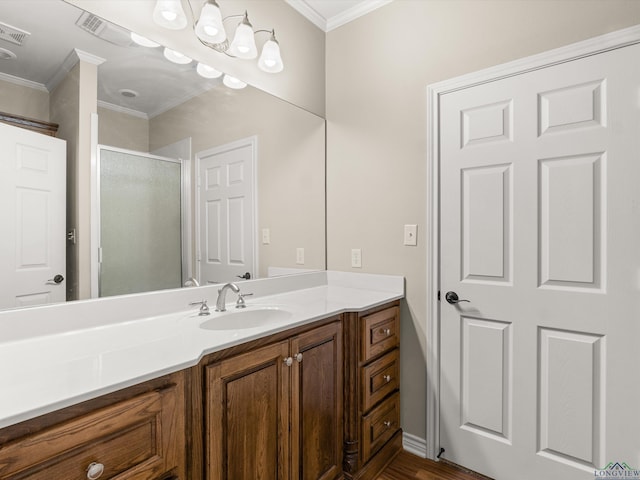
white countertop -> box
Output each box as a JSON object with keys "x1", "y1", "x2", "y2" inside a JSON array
[{"x1": 0, "y1": 271, "x2": 403, "y2": 429}]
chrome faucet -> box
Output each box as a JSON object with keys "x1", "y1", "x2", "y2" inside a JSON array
[
  {"x1": 189, "y1": 300, "x2": 210, "y2": 316},
  {"x1": 215, "y1": 283, "x2": 240, "y2": 312}
]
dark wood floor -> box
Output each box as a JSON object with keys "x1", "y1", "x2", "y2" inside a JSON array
[{"x1": 376, "y1": 451, "x2": 492, "y2": 480}]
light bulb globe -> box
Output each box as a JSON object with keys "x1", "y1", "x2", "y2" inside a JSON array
[
  {"x1": 152, "y1": 0, "x2": 187, "y2": 30},
  {"x1": 223, "y1": 74, "x2": 247, "y2": 89},
  {"x1": 195, "y1": 1, "x2": 227, "y2": 44}
]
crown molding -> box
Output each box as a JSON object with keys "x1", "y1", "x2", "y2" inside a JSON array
[
  {"x1": 284, "y1": 0, "x2": 327, "y2": 31},
  {"x1": 0, "y1": 71, "x2": 48, "y2": 92},
  {"x1": 326, "y1": 0, "x2": 392, "y2": 32},
  {"x1": 74, "y1": 49, "x2": 107, "y2": 66},
  {"x1": 285, "y1": 0, "x2": 392, "y2": 32},
  {"x1": 46, "y1": 48, "x2": 105, "y2": 93},
  {"x1": 97, "y1": 100, "x2": 149, "y2": 120}
]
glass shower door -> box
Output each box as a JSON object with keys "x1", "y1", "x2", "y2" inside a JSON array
[{"x1": 99, "y1": 147, "x2": 182, "y2": 297}]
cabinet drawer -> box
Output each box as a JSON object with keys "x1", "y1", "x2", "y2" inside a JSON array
[
  {"x1": 361, "y1": 349, "x2": 399, "y2": 412},
  {"x1": 361, "y1": 392, "x2": 400, "y2": 462},
  {"x1": 360, "y1": 306, "x2": 399, "y2": 362},
  {"x1": 0, "y1": 387, "x2": 177, "y2": 479}
]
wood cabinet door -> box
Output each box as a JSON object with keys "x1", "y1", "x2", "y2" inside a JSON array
[
  {"x1": 290, "y1": 321, "x2": 343, "y2": 480},
  {"x1": 205, "y1": 340, "x2": 290, "y2": 480}
]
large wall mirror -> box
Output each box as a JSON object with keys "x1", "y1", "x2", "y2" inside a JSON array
[{"x1": 0, "y1": 0, "x2": 325, "y2": 310}]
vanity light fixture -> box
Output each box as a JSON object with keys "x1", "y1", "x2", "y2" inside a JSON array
[
  {"x1": 257, "y1": 31, "x2": 283, "y2": 73},
  {"x1": 130, "y1": 32, "x2": 160, "y2": 48},
  {"x1": 196, "y1": 62, "x2": 223, "y2": 79},
  {"x1": 153, "y1": 0, "x2": 188, "y2": 30},
  {"x1": 222, "y1": 74, "x2": 247, "y2": 89},
  {"x1": 152, "y1": 0, "x2": 284, "y2": 73},
  {"x1": 194, "y1": 0, "x2": 225, "y2": 44},
  {"x1": 0, "y1": 47, "x2": 16, "y2": 60},
  {"x1": 163, "y1": 47, "x2": 193, "y2": 64},
  {"x1": 227, "y1": 12, "x2": 257, "y2": 59}
]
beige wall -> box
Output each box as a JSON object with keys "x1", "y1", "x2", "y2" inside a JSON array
[
  {"x1": 325, "y1": 0, "x2": 640, "y2": 441},
  {"x1": 0, "y1": 80, "x2": 50, "y2": 121},
  {"x1": 68, "y1": 0, "x2": 326, "y2": 117},
  {"x1": 149, "y1": 85, "x2": 325, "y2": 277},
  {"x1": 97, "y1": 107, "x2": 149, "y2": 152},
  {"x1": 50, "y1": 60, "x2": 98, "y2": 301}
]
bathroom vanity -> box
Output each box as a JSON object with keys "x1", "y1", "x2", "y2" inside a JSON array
[{"x1": 0, "y1": 272, "x2": 403, "y2": 480}]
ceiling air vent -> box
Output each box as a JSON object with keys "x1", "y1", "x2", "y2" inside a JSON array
[
  {"x1": 75, "y1": 12, "x2": 133, "y2": 47},
  {"x1": 0, "y1": 21, "x2": 30, "y2": 46},
  {"x1": 76, "y1": 12, "x2": 104, "y2": 35}
]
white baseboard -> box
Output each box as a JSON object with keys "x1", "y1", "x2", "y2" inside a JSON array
[{"x1": 402, "y1": 432, "x2": 427, "y2": 458}]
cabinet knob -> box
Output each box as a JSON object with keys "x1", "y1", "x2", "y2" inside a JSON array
[
  {"x1": 86, "y1": 462, "x2": 105, "y2": 480},
  {"x1": 295, "y1": 353, "x2": 303, "y2": 363},
  {"x1": 284, "y1": 356, "x2": 293, "y2": 367},
  {"x1": 383, "y1": 421, "x2": 392, "y2": 428},
  {"x1": 383, "y1": 374, "x2": 392, "y2": 383},
  {"x1": 381, "y1": 328, "x2": 391, "y2": 336}
]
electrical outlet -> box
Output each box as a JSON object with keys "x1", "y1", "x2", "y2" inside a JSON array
[
  {"x1": 404, "y1": 224, "x2": 418, "y2": 246},
  {"x1": 262, "y1": 228, "x2": 270, "y2": 245},
  {"x1": 296, "y1": 247, "x2": 305, "y2": 265},
  {"x1": 351, "y1": 248, "x2": 362, "y2": 268}
]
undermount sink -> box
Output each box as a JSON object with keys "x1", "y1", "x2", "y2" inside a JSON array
[{"x1": 199, "y1": 307, "x2": 292, "y2": 330}]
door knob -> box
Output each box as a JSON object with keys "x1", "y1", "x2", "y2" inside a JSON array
[
  {"x1": 445, "y1": 291, "x2": 470, "y2": 305},
  {"x1": 236, "y1": 272, "x2": 251, "y2": 280},
  {"x1": 46, "y1": 274, "x2": 64, "y2": 285}
]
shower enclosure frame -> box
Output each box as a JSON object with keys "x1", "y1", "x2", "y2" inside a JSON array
[{"x1": 91, "y1": 143, "x2": 191, "y2": 298}]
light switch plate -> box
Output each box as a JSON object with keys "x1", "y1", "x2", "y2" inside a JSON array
[
  {"x1": 404, "y1": 224, "x2": 418, "y2": 246},
  {"x1": 262, "y1": 228, "x2": 270, "y2": 245},
  {"x1": 351, "y1": 248, "x2": 362, "y2": 268},
  {"x1": 296, "y1": 247, "x2": 305, "y2": 265}
]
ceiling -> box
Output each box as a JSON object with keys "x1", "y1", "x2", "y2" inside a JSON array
[
  {"x1": 0, "y1": 1, "x2": 229, "y2": 118},
  {"x1": 285, "y1": 0, "x2": 392, "y2": 32}
]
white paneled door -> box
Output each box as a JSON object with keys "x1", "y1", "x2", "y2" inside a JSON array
[
  {"x1": 0, "y1": 123, "x2": 66, "y2": 308},
  {"x1": 439, "y1": 43, "x2": 640, "y2": 479},
  {"x1": 197, "y1": 137, "x2": 256, "y2": 285}
]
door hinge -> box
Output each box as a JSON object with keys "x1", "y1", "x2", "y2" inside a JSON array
[{"x1": 437, "y1": 290, "x2": 441, "y2": 301}]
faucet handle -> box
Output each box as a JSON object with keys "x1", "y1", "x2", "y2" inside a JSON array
[
  {"x1": 235, "y1": 293, "x2": 253, "y2": 309},
  {"x1": 189, "y1": 300, "x2": 210, "y2": 316}
]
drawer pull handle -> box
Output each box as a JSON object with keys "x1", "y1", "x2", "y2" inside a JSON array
[
  {"x1": 295, "y1": 353, "x2": 303, "y2": 363},
  {"x1": 383, "y1": 374, "x2": 392, "y2": 383},
  {"x1": 284, "y1": 357, "x2": 293, "y2": 367},
  {"x1": 383, "y1": 420, "x2": 392, "y2": 428},
  {"x1": 86, "y1": 462, "x2": 105, "y2": 480},
  {"x1": 380, "y1": 328, "x2": 391, "y2": 336}
]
